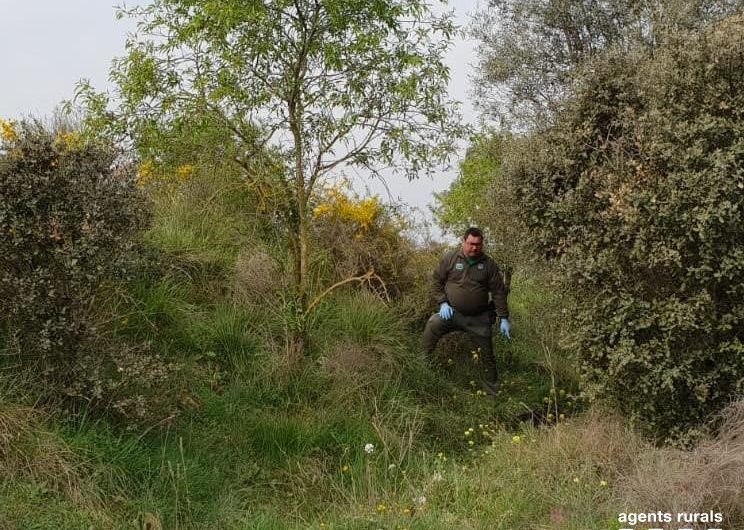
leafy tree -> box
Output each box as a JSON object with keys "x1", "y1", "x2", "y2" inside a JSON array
[
  {"x1": 433, "y1": 133, "x2": 535, "y2": 287},
  {"x1": 470, "y1": 0, "x2": 743, "y2": 128},
  {"x1": 84, "y1": 0, "x2": 464, "y2": 353},
  {"x1": 504, "y1": 15, "x2": 744, "y2": 442},
  {"x1": 433, "y1": 134, "x2": 497, "y2": 236}
]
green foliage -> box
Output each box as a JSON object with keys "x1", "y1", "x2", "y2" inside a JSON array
[
  {"x1": 0, "y1": 120, "x2": 154, "y2": 404},
  {"x1": 505, "y1": 15, "x2": 744, "y2": 441},
  {"x1": 471, "y1": 0, "x2": 743, "y2": 128},
  {"x1": 88, "y1": 0, "x2": 466, "y2": 352},
  {"x1": 433, "y1": 133, "x2": 537, "y2": 280},
  {"x1": 433, "y1": 134, "x2": 497, "y2": 235}
]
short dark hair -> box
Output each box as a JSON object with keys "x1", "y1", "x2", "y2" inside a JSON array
[{"x1": 463, "y1": 226, "x2": 483, "y2": 240}]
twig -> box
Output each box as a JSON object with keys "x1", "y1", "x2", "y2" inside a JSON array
[{"x1": 305, "y1": 269, "x2": 384, "y2": 315}]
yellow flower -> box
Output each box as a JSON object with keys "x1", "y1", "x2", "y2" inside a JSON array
[
  {"x1": 313, "y1": 203, "x2": 332, "y2": 217},
  {"x1": 0, "y1": 118, "x2": 18, "y2": 142},
  {"x1": 376, "y1": 503, "x2": 386, "y2": 513},
  {"x1": 342, "y1": 464, "x2": 350, "y2": 473},
  {"x1": 573, "y1": 477, "x2": 580, "y2": 483},
  {"x1": 600, "y1": 480, "x2": 608, "y2": 487},
  {"x1": 511, "y1": 435, "x2": 522, "y2": 445},
  {"x1": 137, "y1": 160, "x2": 154, "y2": 186},
  {"x1": 54, "y1": 131, "x2": 83, "y2": 151},
  {"x1": 176, "y1": 163, "x2": 195, "y2": 180},
  {"x1": 313, "y1": 180, "x2": 383, "y2": 233}
]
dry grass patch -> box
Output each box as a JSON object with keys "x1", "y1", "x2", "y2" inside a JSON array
[
  {"x1": 619, "y1": 399, "x2": 744, "y2": 528},
  {"x1": 232, "y1": 245, "x2": 283, "y2": 306}
]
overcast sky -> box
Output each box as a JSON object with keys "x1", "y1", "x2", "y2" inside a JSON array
[{"x1": 0, "y1": 1, "x2": 485, "y2": 233}]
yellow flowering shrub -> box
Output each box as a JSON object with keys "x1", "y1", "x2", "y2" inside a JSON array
[
  {"x1": 135, "y1": 160, "x2": 195, "y2": 189},
  {"x1": 313, "y1": 180, "x2": 383, "y2": 234},
  {"x1": 53, "y1": 131, "x2": 84, "y2": 151},
  {"x1": 310, "y1": 179, "x2": 414, "y2": 297},
  {"x1": 0, "y1": 118, "x2": 18, "y2": 142},
  {"x1": 137, "y1": 160, "x2": 155, "y2": 186}
]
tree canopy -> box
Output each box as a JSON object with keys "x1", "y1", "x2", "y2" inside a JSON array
[
  {"x1": 82, "y1": 0, "x2": 465, "y2": 352},
  {"x1": 470, "y1": 0, "x2": 743, "y2": 129}
]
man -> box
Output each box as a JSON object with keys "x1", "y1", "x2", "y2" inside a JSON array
[{"x1": 423, "y1": 226, "x2": 511, "y2": 393}]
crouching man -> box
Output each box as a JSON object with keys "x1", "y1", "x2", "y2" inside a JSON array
[{"x1": 422, "y1": 227, "x2": 511, "y2": 393}]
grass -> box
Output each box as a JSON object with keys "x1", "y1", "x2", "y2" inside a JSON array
[
  {"x1": 1, "y1": 252, "x2": 606, "y2": 529},
  {"x1": 3, "y1": 176, "x2": 743, "y2": 529},
  {"x1": 51, "y1": 271, "x2": 604, "y2": 527}
]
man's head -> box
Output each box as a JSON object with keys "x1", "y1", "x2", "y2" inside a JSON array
[{"x1": 462, "y1": 227, "x2": 484, "y2": 258}]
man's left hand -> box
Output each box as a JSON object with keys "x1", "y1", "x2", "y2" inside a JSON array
[{"x1": 500, "y1": 318, "x2": 512, "y2": 340}]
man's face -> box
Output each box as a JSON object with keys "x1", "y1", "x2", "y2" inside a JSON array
[{"x1": 462, "y1": 235, "x2": 483, "y2": 258}]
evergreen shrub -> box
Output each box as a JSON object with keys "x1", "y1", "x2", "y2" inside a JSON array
[
  {"x1": 0, "y1": 120, "x2": 157, "y2": 416},
  {"x1": 506, "y1": 16, "x2": 744, "y2": 441}
]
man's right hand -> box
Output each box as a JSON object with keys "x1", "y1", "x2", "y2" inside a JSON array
[{"x1": 439, "y1": 302, "x2": 454, "y2": 320}]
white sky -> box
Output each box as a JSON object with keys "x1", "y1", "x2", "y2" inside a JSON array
[{"x1": 0, "y1": 1, "x2": 485, "y2": 233}]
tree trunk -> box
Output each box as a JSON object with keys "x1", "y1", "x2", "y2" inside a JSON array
[{"x1": 289, "y1": 102, "x2": 309, "y2": 356}]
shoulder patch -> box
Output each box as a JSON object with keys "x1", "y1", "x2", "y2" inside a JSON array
[
  {"x1": 477, "y1": 263, "x2": 484, "y2": 270},
  {"x1": 455, "y1": 263, "x2": 465, "y2": 271}
]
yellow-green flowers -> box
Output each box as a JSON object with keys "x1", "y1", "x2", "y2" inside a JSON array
[{"x1": 0, "y1": 118, "x2": 17, "y2": 142}]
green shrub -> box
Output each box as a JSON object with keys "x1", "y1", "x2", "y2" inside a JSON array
[
  {"x1": 505, "y1": 16, "x2": 744, "y2": 442},
  {"x1": 0, "y1": 120, "x2": 153, "y2": 409}
]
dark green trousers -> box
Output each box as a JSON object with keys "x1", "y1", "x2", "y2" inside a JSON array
[{"x1": 422, "y1": 311, "x2": 498, "y2": 383}]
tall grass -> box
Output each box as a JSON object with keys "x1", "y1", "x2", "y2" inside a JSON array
[{"x1": 4, "y1": 168, "x2": 743, "y2": 529}]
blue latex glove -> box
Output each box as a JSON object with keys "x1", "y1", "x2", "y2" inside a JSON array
[
  {"x1": 438, "y1": 302, "x2": 454, "y2": 320},
  {"x1": 500, "y1": 318, "x2": 512, "y2": 339}
]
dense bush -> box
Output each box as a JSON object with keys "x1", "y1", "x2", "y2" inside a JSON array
[
  {"x1": 310, "y1": 181, "x2": 416, "y2": 299},
  {"x1": 505, "y1": 16, "x2": 744, "y2": 441},
  {"x1": 0, "y1": 120, "x2": 153, "y2": 409}
]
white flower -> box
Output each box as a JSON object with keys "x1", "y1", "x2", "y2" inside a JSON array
[
  {"x1": 432, "y1": 472, "x2": 443, "y2": 482},
  {"x1": 415, "y1": 495, "x2": 427, "y2": 506},
  {"x1": 364, "y1": 443, "x2": 375, "y2": 454}
]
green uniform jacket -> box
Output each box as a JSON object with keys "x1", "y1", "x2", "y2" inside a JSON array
[{"x1": 431, "y1": 249, "x2": 509, "y2": 318}]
